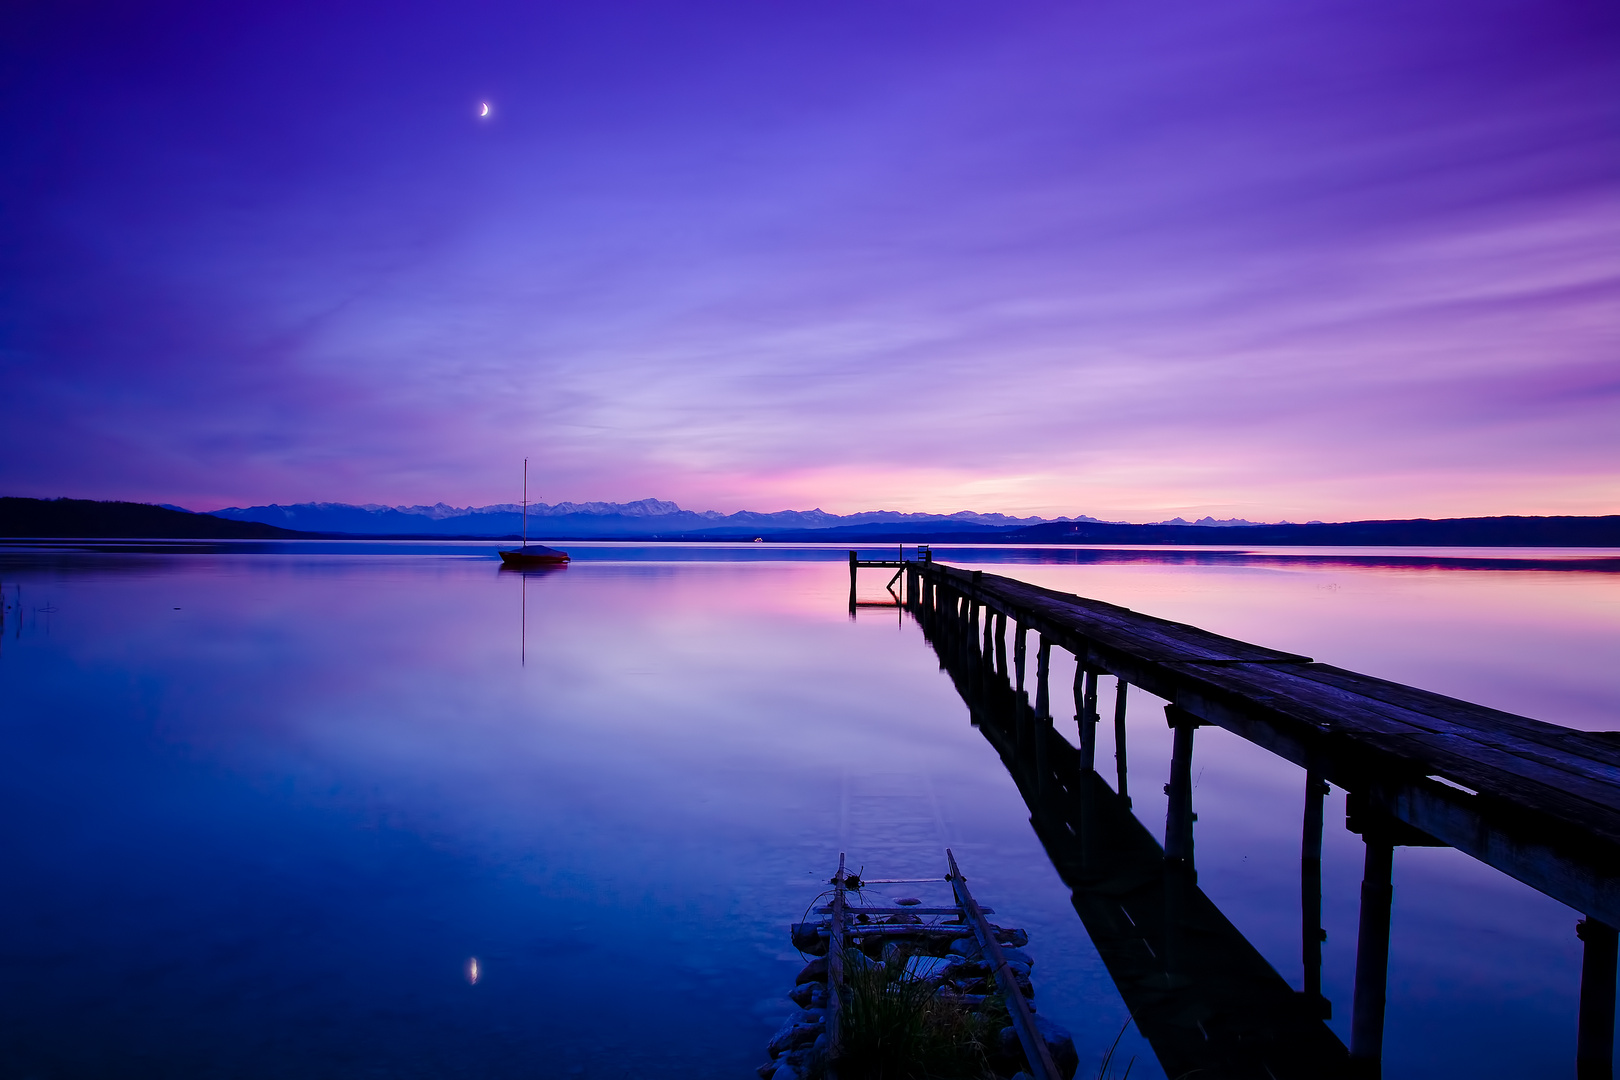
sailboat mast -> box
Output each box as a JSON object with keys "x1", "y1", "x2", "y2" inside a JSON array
[{"x1": 522, "y1": 458, "x2": 528, "y2": 550}]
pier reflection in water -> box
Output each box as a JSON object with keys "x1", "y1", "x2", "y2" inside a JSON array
[{"x1": 884, "y1": 557, "x2": 1620, "y2": 1080}]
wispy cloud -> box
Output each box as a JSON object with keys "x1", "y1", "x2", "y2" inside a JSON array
[{"x1": 2, "y1": 0, "x2": 1614, "y2": 517}]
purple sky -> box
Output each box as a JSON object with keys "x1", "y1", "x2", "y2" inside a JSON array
[{"x1": 3, "y1": 1, "x2": 1616, "y2": 520}]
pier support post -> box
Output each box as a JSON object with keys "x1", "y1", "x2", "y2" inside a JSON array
[
  {"x1": 1075, "y1": 665, "x2": 1098, "y2": 773},
  {"x1": 1302, "y1": 771, "x2": 1330, "y2": 1018},
  {"x1": 994, "y1": 614, "x2": 1008, "y2": 676},
  {"x1": 1163, "y1": 706, "x2": 1198, "y2": 869},
  {"x1": 1113, "y1": 679, "x2": 1130, "y2": 806},
  {"x1": 1014, "y1": 623, "x2": 1028, "y2": 692},
  {"x1": 1578, "y1": 918, "x2": 1618, "y2": 1080},
  {"x1": 1350, "y1": 836, "x2": 1395, "y2": 1078},
  {"x1": 1162, "y1": 705, "x2": 1200, "y2": 985},
  {"x1": 848, "y1": 550, "x2": 857, "y2": 614},
  {"x1": 1035, "y1": 637, "x2": 1051, "y2": 719}
]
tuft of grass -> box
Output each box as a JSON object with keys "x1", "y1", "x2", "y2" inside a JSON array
[
  {"x1": 833, "y1": 949, "x2": 1003, "y2": 1080},
  {"x1": 1093, "y1": 1018, "x2": 1135, "y2": 1080}
]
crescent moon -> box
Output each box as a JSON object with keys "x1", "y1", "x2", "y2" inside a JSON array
[{"x1": 479, "y1": 103, "x2": 490, "y2": 117}]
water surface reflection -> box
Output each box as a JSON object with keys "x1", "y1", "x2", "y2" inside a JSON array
[{"x1": 0, "y1": 542, "x2": 1614, "y2": 1077}]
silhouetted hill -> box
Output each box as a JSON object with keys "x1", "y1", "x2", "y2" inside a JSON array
[
  {"x1": 1, "y1": 498, "x2": 313, "y2": 538},
  {"x1": 1002, "y1": 516, "x2": 1620, "y2": 547}
]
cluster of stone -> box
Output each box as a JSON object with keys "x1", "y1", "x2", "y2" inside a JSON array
[
  {"x1": 758, "y1": 955, "x2": 831, "y2": 1080},
  {"x1": 758, "y1": 904, "x2": 1078, "y2": 1079}
]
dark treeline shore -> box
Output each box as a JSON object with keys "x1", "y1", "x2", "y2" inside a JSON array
[
  {"x1": 2, "y1": 496, "x2": 1617, "y2": 546},
  {"x1": 0, "y1": 498, "x2": 308, "y2": 539},
  {"x1": 792, "y1": 515, "x2": 1620, "y2": 547}
]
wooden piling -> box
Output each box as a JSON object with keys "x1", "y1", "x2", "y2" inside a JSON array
[
  {"x1": 1165, "y1": 706, "x2": 1198, "y2": 868},
  {"x1": 1034, "y1": 636, "x2": 1051, "y2": 719},
  {"x1": 828, "y1": 853, "x2": 847, "y2": 1075},
  {"x1": 1014, "y1": 623, "x2": 1027, "y2": 691},
  {"x1": 1303, "y1": 772, "x2": 1330, "y2": 1018},
  {"x1": 1113, "y1": 678, "x2": 1130, "y2": 806},
  {"x1": 1075, "y1": 664, "x2": 1096, "y2": 773},
  {"x1": 1349, "y1": 837, "x2": 1395, "y2": 1077},
  {"x1": 1578, "y1": 918, "x2": 1618, "y2": 1080}
]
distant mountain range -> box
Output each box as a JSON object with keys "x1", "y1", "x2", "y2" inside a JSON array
[
  {"x1": 3, "y1": 497, "x2": 1616, "y2": 546},
  {"x1": 206, "y1": 499, "x2": 1099, "y2": 537}
]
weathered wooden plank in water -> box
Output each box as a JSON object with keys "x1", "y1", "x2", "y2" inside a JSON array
[
  {"x1": 816, "y1": 925, "x2": 976, "y2": 939},
  {"x1": 947, "y1": 850, "x2": 1064, "y2": 1080},
  {"x1": 812, "y1": 906, "x2": 987, "y2": 916},
  {"x1": 828, "y1": 854, "x2": 846, "y2": 1074}
]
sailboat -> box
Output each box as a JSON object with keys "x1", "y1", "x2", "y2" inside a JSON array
[{"x1": 497, "y1": 458, "x2": 570, "y2": 567}]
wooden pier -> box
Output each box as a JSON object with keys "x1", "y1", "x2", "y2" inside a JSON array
[
  {"x1": 847, "y1": 549, "x2": 910, "y2": 611},
  {"x1": 896, "y1": 557, "x2": 1620, "y2": 1080}
]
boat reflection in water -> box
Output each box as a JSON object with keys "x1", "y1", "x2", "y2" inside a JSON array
[{"x1": 500, "y1": 556, "x2": 566, "y2": 667}]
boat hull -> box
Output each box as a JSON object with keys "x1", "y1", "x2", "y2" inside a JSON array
[{"x1": 498, "y1": 546, "x2": 570, "y2": 567}]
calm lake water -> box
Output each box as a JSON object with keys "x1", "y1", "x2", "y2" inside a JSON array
[{"x1": 2, "y1": 541, "x2": 1617, "y2": 1079}]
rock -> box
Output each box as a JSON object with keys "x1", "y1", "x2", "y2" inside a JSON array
[
  {"x1": 787, "y1": 983, "x2": 815, "y2": 1008},
  {"x1": 948, "y1": 937, "x2": 984, "y2": 959},
  {"x1": 767, "y1": 1018, "x2": 824, "y2": 1058},
  {"x1": 807, "y1": 983, "x2": 829, "y2": 1009},
  {"x1": 756, "y1": 1063, "x2": 778, "y2": 1079},
  {"x1": 771, "y1": 1063, "x2": 803, "y2": 1080},
  {"x1": 880, "y1": 912, "x2": 922, "y2": 925},
  {"x1": 994, "y1": 926, "x2": 1030, "y2": 949},
  {"x1": 783, "y1": 1041, "x2": 821, "y2": 1075},
  {"x1": 846, "y1": 951, "x2": 884, "y2": 974},
  {"x1": 1002, "y1": 947, "x2": 1035, "y2": 968},
  {"x1": 894, "y1": 897, "x2": 922, "y2": 906},
  {"x1": 997, "y1": 1016, "x2": 1079, "y2": 1080},
  {"x1": 938, "y1": 957, "x2": 991, "y2": 994},
  {"x1": 1013, "y1": 968, "x2": 1035, "y2": 999},
  {"x1": 795, "y1": 957, "x2": 827, "y2": 984},
  {"x1": 913, "y1": 936, "x2": 957, "y2": 958},
  {"x1": 1035, "y1": 1015, "x2": 1079, "y2": 1079},
  {"x1": 791, "y1": 921, "x2": 829, "y2": 956}
]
